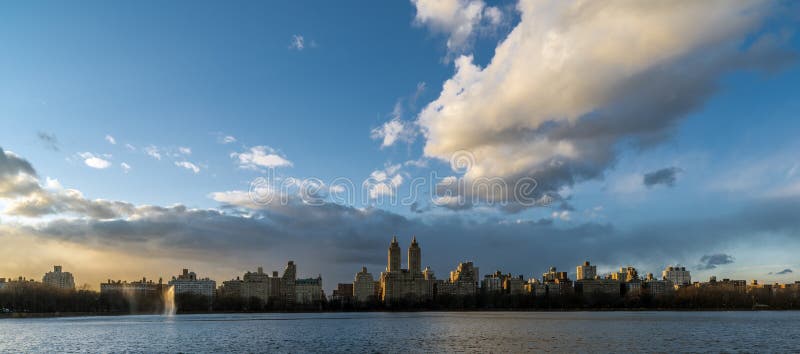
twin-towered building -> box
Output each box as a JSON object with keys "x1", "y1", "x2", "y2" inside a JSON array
[
  {"x1": 379, "y1": 236, "x2": 435, "y2": 302},
  {"x1": 349, "y1": 236, "x2": 480, "y2": 304}
]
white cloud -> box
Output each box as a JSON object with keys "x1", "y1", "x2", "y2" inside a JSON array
[
  {"x1": 552, "y1": 210, "x2": 571, "y2": 221},
  {"x1": 412, "y1": 0, "x2": 503, "y2": 54},
  {"x1": 179, "y1": 147, "x2": 192, "y2": 155},
  {"x1": 416, "y1": 0, "x2": 789, "y2": 209},
  {"x1": 78, "y1": 152, "x2": 111, "y2": 169},
  {"x1": 404, "y1": 158, "x2": 429, "y2": 168},
  {"x1": 366, "y1": 164, "x2": 404, "y2": 199},
  {"x1": 105, "y1": 135, "x2": 116, "y2": 145},
  {"x1": 44, "y1": 177, "x2": 62, "y2": 190},
  {"x1": 144, "y1": 145, "x2": 161, "y2": 160},
  {"x1": 372, "y1": 119, "x2": 406, "y2": 148},
  {"x1": 221, "y1": 136, "x2": 237, "y2": 144},
  {"x1": 369, "y1": 184, "x2": 395, "y2": 199},
  {"x1": 289, "y1": 35, "x2": 305, "y2": 50},
  {"x1": 120, "y1": 162, "x2": 131, "y2": 173},
  {"x1": 371, "y1": 102, "x2": 416, "y2": 148},
  {"x1": 209, "y1": 190, "x2": 258, "y2": 208},
  {"x1": 231, "y1": 146, "x2": 292, "y2": 170},
  {"x1": 125, "y1": 143, "x2": 136, "y2": 151},
  {"x1": 174, "y1": 161, "x2": 200, "y2": 174},
  {"x1": 483, "y1": 6, "x2": 502, "y2": 26}
]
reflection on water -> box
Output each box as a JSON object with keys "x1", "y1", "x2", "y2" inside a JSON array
[{"x1": 1, "y1": 311, "x2": 798, "y2": 352}]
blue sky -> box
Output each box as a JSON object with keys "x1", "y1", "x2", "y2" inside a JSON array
[{"x1": 1, "y1": 0, "x2": 800, "y2": 289}]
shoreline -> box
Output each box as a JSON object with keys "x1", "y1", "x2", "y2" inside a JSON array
[{"x1": 3, "y1": 307, "x2": 797, "y2": 319}]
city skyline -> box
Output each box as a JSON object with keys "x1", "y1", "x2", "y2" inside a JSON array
[
  {"x1": 2, "y1": 0, "x2": 800, "y2": 292},
  {"x1": 3, "y1": 236, "x2": 798, "y2": 296}
]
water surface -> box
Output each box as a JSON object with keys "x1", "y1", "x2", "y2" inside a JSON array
[{"x1": 1, "y1": 311, "x2": 798, "y2": 353}]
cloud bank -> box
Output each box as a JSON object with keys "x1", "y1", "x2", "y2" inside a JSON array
[
  {"x1": 416, "y1": 0, "x2": 794, "y2": 211},
  {"x1": 4, "y1": 145, "x2": 800, "y2": 287}
]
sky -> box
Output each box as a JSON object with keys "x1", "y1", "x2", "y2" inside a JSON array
[{"x1": 1, "y1": 0, "x2": 800, "y2": 291}]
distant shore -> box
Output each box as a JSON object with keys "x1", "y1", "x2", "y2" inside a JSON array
[
  {"x1": 0, "y1": 312, "x2": 129, "y2": 319},
  {"x1": 2, "y1": 307, "x2": 796, "y2": 319}
]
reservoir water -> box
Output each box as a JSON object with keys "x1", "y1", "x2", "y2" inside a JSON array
[{"x1": 1, "y1": 311, "x2": 799, "y2": 353}]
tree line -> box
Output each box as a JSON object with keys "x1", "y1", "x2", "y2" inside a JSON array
[{"x1": 2, "y1": 284, "x2": 799, "y2": 315}]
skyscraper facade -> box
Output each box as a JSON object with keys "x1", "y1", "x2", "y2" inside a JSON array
[
  {"x1": 576, "y1": 261, "x2": 597, "y2": 281},
  {"x1": 168, "y1": 269, "x2": 216, "y2": 299},
  {"x1": 379, "y1": 237, "x2": 434, "y2": 303},
  {"x1": 42, "y1": 265, "x2": 75, "y2": 290},
  {"x1": 662, "y1": 266, "x2": 691, "y2": 287},
  {"x1": 437, "y1": 261, "x2": 479, "y2": 297},
  {"x1": 388, "y1": 236, "x2": 401, "y2": 272},
  {"x1": 353, "y1": 267, "x2": 376, "y2": 303},
  {"x1": 408, "y1": 237, "x2": 421, "y2": 273}
]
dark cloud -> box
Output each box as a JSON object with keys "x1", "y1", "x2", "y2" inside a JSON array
[
  {"x1": 776, "y1": 268, "x2": 793, "y2": 275},
  {"x1": 643, "y1": 167, "x2": 682, "y2": 188},
  {"x1": 0, "y1": 147, "x2": 37, "y2": 178},
  {"x1": 6, "y1": 192, "x2": 135, "y2": 218},
  {"x1": 409, "y1": 201, "x2": 431, "y2": 214},
  {"x1": 5, "y1": 147, "x2": 800, "y2": 289},
  {"x1": 1, "y1": 147, "x2": 137, "y2": 218},
  {"x1": 14, "y1": 193, "x2": 800, "y2": 290},
  {"x1": 0, "y1": 147, "x2": 41, "y2": 198},
  {"x1": 556, "y1": 200, "x2": 575, "y2": 212},
  {"x1": 697, "y1": 253, "x2": 735, "y2": 270},
  {"x1": 37, "y1": 132, "x2": 60, "y2": 151}
]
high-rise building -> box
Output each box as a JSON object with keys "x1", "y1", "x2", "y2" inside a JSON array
[
  {"x1": 219, "y1": 261, "x2": 312, "y2": 306},
  {"x1": 643, "y1": 273, "x2": 672, "y2": 297},
  {"x1": 379, "y1": 237, "x2": 434, "y2": 303},
  {"x1": 219, "y1": 277, "x2": 244, "y2": 297},
  {"x1": 388, "y1": 236, "x2": 401, "y2": 272},
  {"x1": 169, "y1": 269, "x2": 216, "y2": 299},
  {"x1": 281, "y1": 261, "x2": 297, "y2": 306},
  {"x1": 612, "y1": 266, "x2": 639, "y2": 282},
  {"x1": 576, "y1": 261, "x2": 597, "y2": 281},
  {"x1": 662, "y1": 266, "x2": 691, "y2": 287},
  {"x1": 331, "y1": 283, "x2": 354, "y2": 303},
  {"x1": 295, "y1": 276, "x2": 323, "y2": 304},
  {"x1": 408, "y1": 236, "x2": 421, "y2": 274},
  {"x1": 504, "y1": 275, "x2": 526, "y2": 295},
  {"x1": 437, "y1": 262, "x2": 479, "y2": 297},
  {"x1": 240, "y1": 267, "x2": 274, "y2": 302},
  {"x1": 525, "y1": 278, "x2": 548, "y2": 297},
  {"x1": 353, "y1": 267, "x2": 376, "y2": 303},
  {"x1": 42, "y1": 265, "x2": 75, "y2": 290},
  {"x1": 576, "y1": 278, "x2": 621, "y2": 297},
  {"x1": 481, "y1": 271, "x2": 505, "y2": 293},
  {"x1": 542, "y1": 267, "x2": 568, "y2": 283},
  {"x1": 700, "y1": 276, "x2": 746, "y2": 293},
  {"x1": 1, "y1": 277, "x2": 38, "y2": 292},
  {"x1": 575, "y1": 261, "x2": 619, "y2": 297},
  {"x1": 542, "y1": 267, "x2": 573, "y2": 296}
]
